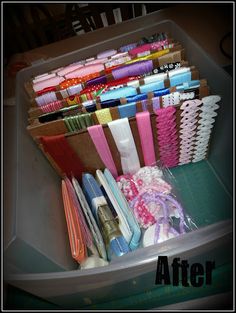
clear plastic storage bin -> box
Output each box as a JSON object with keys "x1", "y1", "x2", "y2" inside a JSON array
[{"x1": 4, "y1": 18, "x2": 232, "y2": 309}]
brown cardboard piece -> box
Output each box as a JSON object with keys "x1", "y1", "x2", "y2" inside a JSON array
[
  {"x1": 33, "y1": 90, "x2": 214, "y2": 179},
  {"x1": 38, "y1": 111, "x2": 166, "y2": 178},
  {"x1": 25, "y1": 45, "x2": 185, "y2": 102},
  {"x1": 27, "y1": 78, "x2": 209, "y2": 138},
  {"x1": 27, "y1": 64, "x2": 198, "y2": 122}
]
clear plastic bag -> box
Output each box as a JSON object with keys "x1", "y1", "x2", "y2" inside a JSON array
[{"x1": 116, "y1": 162, "x2": 198, "y2": 248}]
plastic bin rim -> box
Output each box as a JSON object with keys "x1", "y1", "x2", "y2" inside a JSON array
[{"x1": 6, "y1": 219, "x2": 232, "y2": 281}]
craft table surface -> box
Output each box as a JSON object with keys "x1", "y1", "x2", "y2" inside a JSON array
[{"x1": 3, "y1": 3, "x2": 233, "y2": 310}]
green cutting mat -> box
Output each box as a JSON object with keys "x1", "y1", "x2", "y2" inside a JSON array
[{"x1": 169, "y1": 160, "x2": 232, "y2": 226}]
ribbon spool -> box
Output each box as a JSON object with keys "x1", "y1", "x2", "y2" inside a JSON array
[
  {"x1": 112, "y1": 60, "x2": 153, "y2": 80},
  {"x1": 155, "y1": 106, "x2": 179, "y2": 168},
  {"x1": 178, "y1": 99, "x2": 202, "y2": 165}
]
